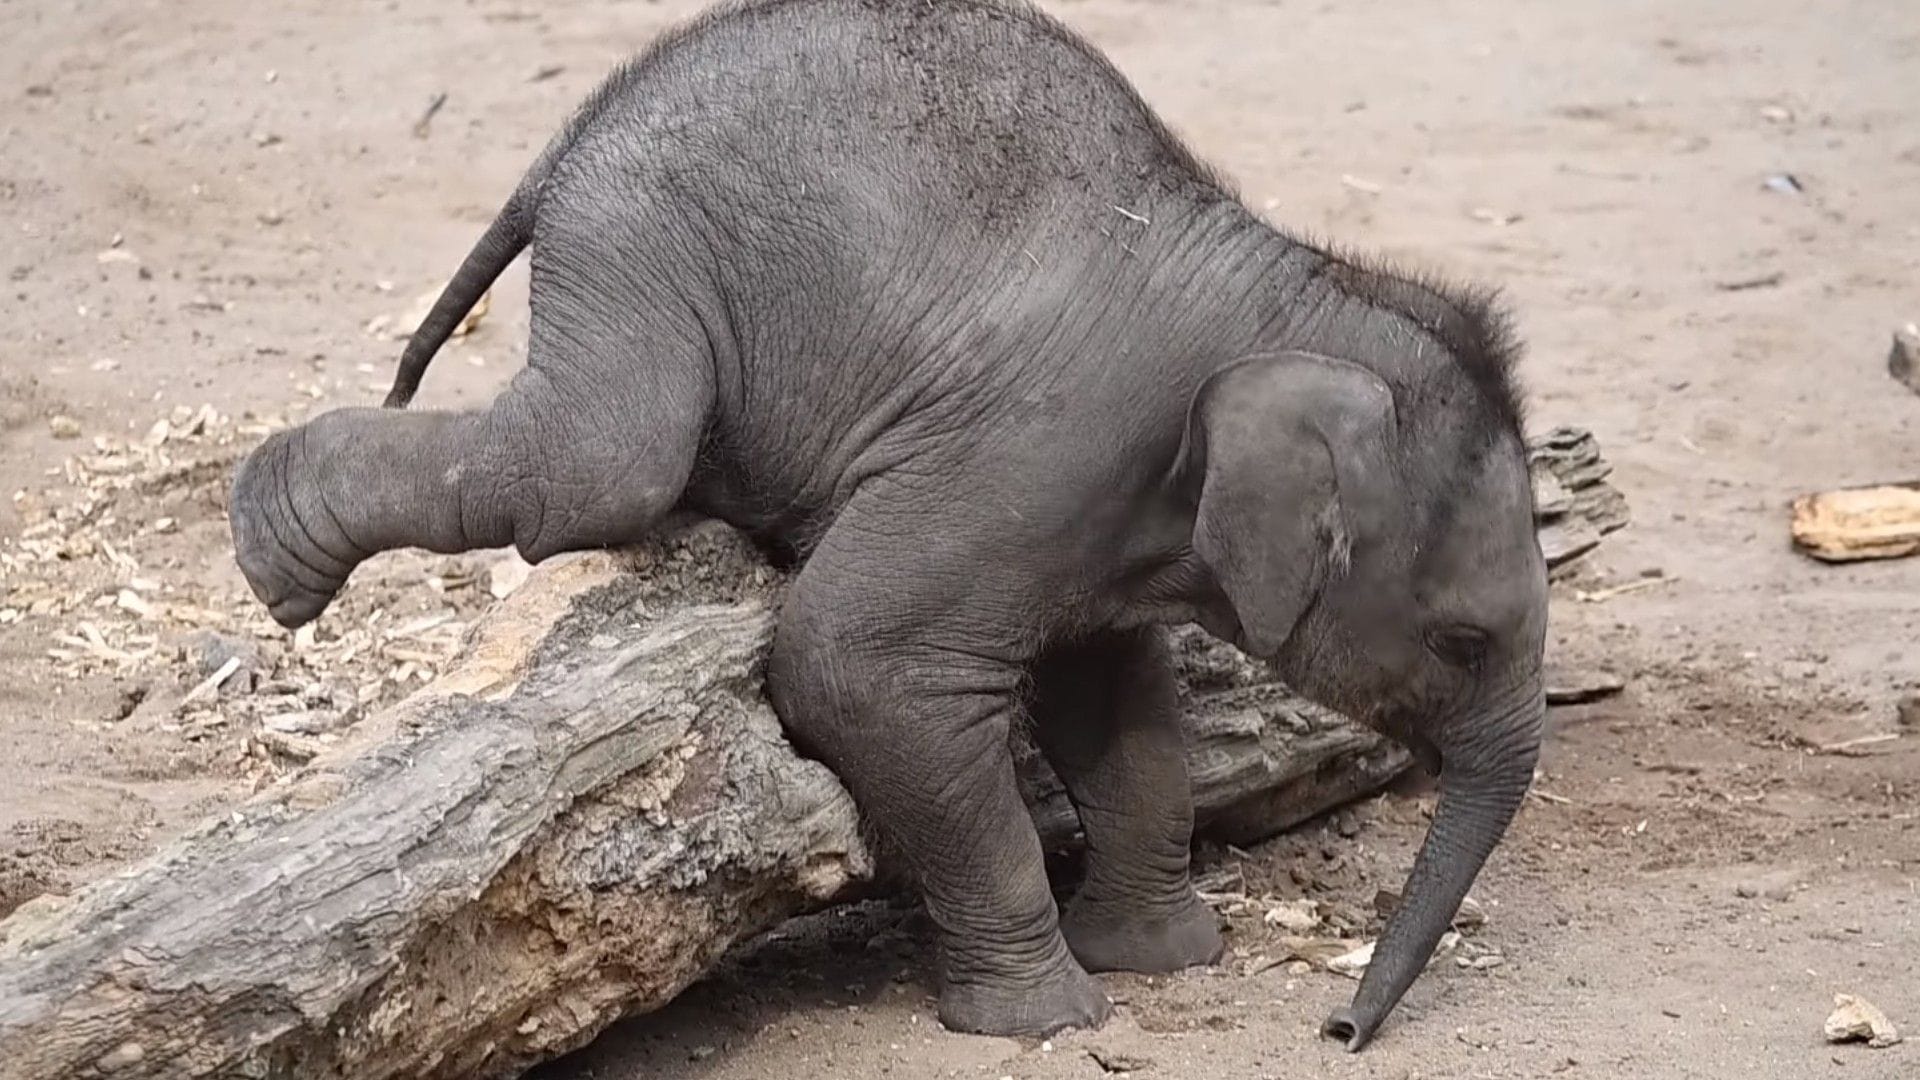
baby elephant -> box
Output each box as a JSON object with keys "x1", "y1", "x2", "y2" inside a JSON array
[{"x1": 231, "y1": 0, "x2": 1546, "y2": 1050}]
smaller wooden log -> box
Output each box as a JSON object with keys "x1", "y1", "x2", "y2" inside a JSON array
[{"x1": 1791, "y1": 482, "x2": 1920, "y2": 562}]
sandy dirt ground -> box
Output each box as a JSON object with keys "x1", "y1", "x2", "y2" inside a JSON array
[{"x1": 2, "y1": 0, "x2": 1916, "y2": 1077}]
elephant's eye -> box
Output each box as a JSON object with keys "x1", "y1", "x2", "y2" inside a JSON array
[{"x1": 1425, "y1": 625, "x2": 1490, "y2": 668}]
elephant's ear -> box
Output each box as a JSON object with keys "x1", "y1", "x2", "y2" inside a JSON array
[{"x1": 1175, "y1": 351, "x2": 1401, "y2": 656}]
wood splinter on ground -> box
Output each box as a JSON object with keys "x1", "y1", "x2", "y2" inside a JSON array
[
  {"x1": 1790, "y1": 482, "x2": 1920, "y2": 562},
  {"x1": 0, "y1": 433, "x2": 1624, "y2": 1080}
]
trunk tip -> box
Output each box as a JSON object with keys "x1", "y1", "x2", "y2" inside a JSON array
[{"x1": 1320, "y1": 1005, "x2": 1376, "y2": 1052}]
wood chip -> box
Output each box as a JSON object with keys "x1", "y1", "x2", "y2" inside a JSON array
[
  {"x1": 1262, "y1": 898, "x2": 1322, "y2": 933},
  {"x1": 386, "y1": 613, "x2": 453, "y2": 640},
  {"x1": 1545, "y1": 668, "x2": 1626, "y2": 705},
  {"x1": 1576, "y1": 577, "x2": 1674, "y2": 603},
  {"x1": 1327, "y1": 940, "x2": 1375, "y2": 978},
  {"x1": 256, "y1": 729, "x2": 326, "y2": 763},
  {"x1": 1815, "y1": 732, "x2": 1901, "y2": 756},
  {"x1": 1273, "y1": 935, "x2": 1369, "y2": 971},
  {"x1": 116, "y1": 589, "x2": 157, "y2": 619}
]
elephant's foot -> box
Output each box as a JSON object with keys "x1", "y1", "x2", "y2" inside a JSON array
[
  {"x1": 229, "y1": 427, "x2": 365, "y2": 629},
  {"x1": 1061, "y1": 890, "x2": 1224, "y2": 974},
  {"x1": 938, "y1": 951, "x2": 1113, "y2": 1037}
]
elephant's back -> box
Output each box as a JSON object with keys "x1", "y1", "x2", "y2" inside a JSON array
[{"x1": 542, "y1": 0, "x2": 1230, "y2": 230}]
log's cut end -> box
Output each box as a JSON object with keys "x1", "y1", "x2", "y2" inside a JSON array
[
  {"x1": 1791, "y1": 483, "x2": 1920, "y2": 562},
  {"x1": 1529, "y1": 427, "x2": 1629, "y2": 574}
]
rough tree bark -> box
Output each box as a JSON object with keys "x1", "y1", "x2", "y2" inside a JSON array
[{"x1": 0, "y1": 430, "x2": 1623, "y2": 1080}]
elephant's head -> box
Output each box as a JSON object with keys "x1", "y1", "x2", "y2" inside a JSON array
[{"x1": 1176, "y1": 347, "x2": 1546, "y2": 1050}]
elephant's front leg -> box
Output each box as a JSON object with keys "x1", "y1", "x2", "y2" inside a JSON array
[
  {"x1": 1032, "y1": 628, "x2": 1224, "y2": 974},
  {"x1": 766, "y1": 511, "x2": 1111, "y2": 1037}
]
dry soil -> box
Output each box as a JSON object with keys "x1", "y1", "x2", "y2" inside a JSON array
[{"x1": 1, "y1": 1, "x2": 1916, "y2": 1078}]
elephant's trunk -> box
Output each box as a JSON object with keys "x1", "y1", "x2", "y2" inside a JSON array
[{"x1": 1320, "y1": 698, "x2": 1542, "y2": 1051}]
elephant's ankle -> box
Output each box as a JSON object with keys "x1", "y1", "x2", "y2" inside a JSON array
[{"x1": 1061, "y1": 886, "x2": 1223, "y2": 974}]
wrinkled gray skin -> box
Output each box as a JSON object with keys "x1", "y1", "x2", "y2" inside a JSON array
[{"x1": 229, "y1": 0, "x2": 1547, "y2": 1050}]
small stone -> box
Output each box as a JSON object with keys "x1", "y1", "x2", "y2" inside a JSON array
[
  {"x1": 1763, "y1": 172, "x2": 1804, "y2": 195},
  {"x1": 48, "y1": 415, "x2": 82, "y2": 439},
  {"x1": 689, "y1": 1044, "x2": 716, "y2": 1061},
  {"x1": 1897, "y1": 693, "x2": 1920, "y2": 730},
  {"x1": 1087, "y1": 1046, "x2": 1157, "y2": 1074},
  {"x1": 255, "y1": 729, "x2": 325, "y2": 762},
  {"x1": 181, "y1": 629, "x2": 265, "y2": 691},
  {"x1": 1889, "y1": 324, "x2": 1920, "y2": 395},
  {"x1": 1825, "y1": 993, "x2": 1901, "y2": 1048}
]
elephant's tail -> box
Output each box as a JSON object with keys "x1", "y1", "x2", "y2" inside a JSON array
[{"x1": 382, "y1": 189, "x2": 533, "y2": 409}]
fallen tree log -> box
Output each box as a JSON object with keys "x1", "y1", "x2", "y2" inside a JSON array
[{"x1": 0, "y1": 430, "x2": 1624, "y2": 1080}]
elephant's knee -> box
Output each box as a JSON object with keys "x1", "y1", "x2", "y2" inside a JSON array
[
  {"x1": 474, "y1": 402, "x2": 689, "y2": 563},
  {"x1": 507, "y1": 476, "x2": 680, "y2": 563},
  {"x1": 767, "y1": 611, "x2": 871, "y2": 763}
]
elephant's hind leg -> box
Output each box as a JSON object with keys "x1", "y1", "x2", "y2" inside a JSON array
[{"x1": 230, "y1": 289, "x2": 713, "y2": 628}]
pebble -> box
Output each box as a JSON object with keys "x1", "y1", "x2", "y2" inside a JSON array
[
  {"x1": 48, "y1": 415, "x2": 82, "y2": 439},
  {"x1": 1897, "y1": 693, "x2": 1920, "y2": 730},
  {"x1": 1087, "y1": 1046, "x2": 1157, "y2": 1073},
  {"x1": 1889, "y1": 323, "x2": 1920, "y2": 395},
  {"x1": 182, "y1": 629, "x2": 265, "y2": 690}
]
